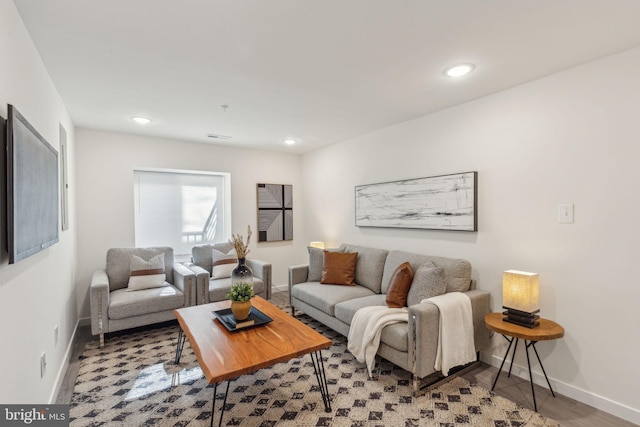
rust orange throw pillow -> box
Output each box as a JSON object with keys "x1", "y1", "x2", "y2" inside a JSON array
[
  {"x1": 386, "y1": 262, "x2": 414, "y2": 308},
  {"x1": 320, "y1": 251, "x2": 358, "y2": 285}
]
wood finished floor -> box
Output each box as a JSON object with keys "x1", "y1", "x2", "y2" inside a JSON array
[{"x1": 58, "y1": 290, "x2": 637, "y2": 427}]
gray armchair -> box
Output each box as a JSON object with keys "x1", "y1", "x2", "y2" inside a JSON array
[
  {"x1": 185, "y1": 242, "x2": 272, "y2": 304},
  {"x1": 90, "y1": 247, "x2": 196, "y2": 346}
]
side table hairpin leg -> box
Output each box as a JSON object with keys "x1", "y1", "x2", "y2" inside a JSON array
[
  {"x1": 485, "y1": 313, "x2": 564, "y2": 413},
  {"x1": 492, "y1": 335, "x2": 557, "y2": 412},
  {"x1": 491, "y1": 335, "x2": 515, "y2": 391}
]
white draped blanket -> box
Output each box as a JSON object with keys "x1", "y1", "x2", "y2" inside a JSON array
[
  {"x1": 423, "y1": 292, "x2": 475, "y2": 376},
  {"x1": 347, "y1": 306, "x2": 409, "y2": 377}
]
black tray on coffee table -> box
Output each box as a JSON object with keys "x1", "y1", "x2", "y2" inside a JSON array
[{"x1": 212, "y1": 306, "x2": 273, "y2": 332}]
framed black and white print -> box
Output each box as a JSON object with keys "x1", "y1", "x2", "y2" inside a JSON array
[
  {"x1": 257, "y1": 183, "x2": 293, "y2": 242},
  {"x1": 355, "y1": 171, "x2": 477, "y2": 231}
]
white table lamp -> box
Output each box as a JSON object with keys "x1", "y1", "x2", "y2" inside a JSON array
[{"x1": 502, "y1": 270, "x2": 540, "y2": 328}]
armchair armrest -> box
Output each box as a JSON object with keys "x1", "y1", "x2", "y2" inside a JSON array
[
  {"x1": 173, "y1": 263, "x2": 197, "y2": 306},
  {"x1": 183, "y1": 262, "x2": 211, "y2": 304},
  {"x1": 90, "y1": 270, "x2": 110, "y2": 345},
  {"x1": 246, "y1": 259, "x2": 272, "y2": 299}
]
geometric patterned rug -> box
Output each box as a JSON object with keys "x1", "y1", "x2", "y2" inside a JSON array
[{"x1": 70, "y1": 312, "x2": 559, "y2": 427}]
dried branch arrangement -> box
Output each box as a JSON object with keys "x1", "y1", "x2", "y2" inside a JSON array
[{"x1": 230, "y1": 225, "x2": 252, "y2": 258}]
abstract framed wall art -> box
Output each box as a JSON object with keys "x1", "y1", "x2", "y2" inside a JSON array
[
  {"x1": 355, "y1": 171, "x2": 477, "y2": 231},
  {"x1": 257, "y1": 183, "x2": 293, "y2": 242}
]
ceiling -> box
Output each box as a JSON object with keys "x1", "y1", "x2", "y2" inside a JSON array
[{"x1": 13, "y1": 1, "x2": 640, "y2": 154}]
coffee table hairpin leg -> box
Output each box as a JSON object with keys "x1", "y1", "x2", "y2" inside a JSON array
[
  {"x1": 210, "y1": 380, "x2": 232, "y2": 427},
  {"x1": 207, "y1": 350, "x2": 331, "y2": 427},
  {"x1": 310, "y1": 350, "x2": 332, "y2": 413},
  {"x1": 174, "y1": 328, "x2": 187, "y2": 364}
]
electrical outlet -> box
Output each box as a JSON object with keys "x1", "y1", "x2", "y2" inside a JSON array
[
  {"x1": 40, "y1": 353, "x2": 46, "y2": 378},
  {"x1": 54, "y1": 325, "x2": 59, "y2": 346}
]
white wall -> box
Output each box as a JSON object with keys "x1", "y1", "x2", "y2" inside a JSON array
[
  {"x1": 0, "y1": 0, "x2": 77, "y2": 404},
  {"x1": 300, "y1": 48, "x2": 640, "y2": 424},
  {"x1": 75, "y1": 128, "x2": 301, "y2": 318}
]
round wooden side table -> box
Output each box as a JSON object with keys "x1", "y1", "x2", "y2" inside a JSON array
[{"x1": 484, "y1": 312, "x2": 564, "y2": 411}]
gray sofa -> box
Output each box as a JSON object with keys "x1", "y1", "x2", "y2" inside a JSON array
[
  {"x1": 90, "y1": 247, "x2": 196, "y2": 346},
  {"x1": 288, "y1": 243, "x2": 490, "y2": 395},
  {"x1": 186, "y1": 242, "x2": 272, "y2": 304}
]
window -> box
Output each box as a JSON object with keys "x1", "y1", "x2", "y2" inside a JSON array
[{"x1": 134, "y1": 169, "x2": 231, "y2": 256}]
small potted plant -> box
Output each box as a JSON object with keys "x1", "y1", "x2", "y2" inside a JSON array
[{"x1": 227, "y1": 282, "x2": 255, "y2": 321}]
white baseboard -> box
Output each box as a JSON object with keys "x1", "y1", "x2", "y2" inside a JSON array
[
  {"x1": 272, "y1": 284, "x2": 288, "y2": 293},
  {"x1": 49, "y1": 319, "x2": 82, "y2": 404},
  {"x1": 481, "y1": 353, "x2": 640, "y2": 425}
]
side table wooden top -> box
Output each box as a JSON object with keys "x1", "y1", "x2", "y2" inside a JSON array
[{"x1": 484, "y1": 312, "x2": 564, "y2": 341}]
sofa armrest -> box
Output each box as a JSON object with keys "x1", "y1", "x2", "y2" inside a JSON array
[
  {"x1": 173, "y1": 263, "x2": 197, "y2": 306},
  {"x1": 90, "y1": 270, "x2": 110, "y2": 338},
  {"x1": 246, "y1": 259, "x2": 272, "y2": 299},
  {"x1": 408, "y1": 300, "x2": 440, "y2": 378},
  {"x1": 289, "y1": 264, "x2": 309, "y2": 286},
  {"x1": 464, "y1": 289, "x2": 491, "y2": 352},
  {"x1": 408, "y1": 289, "x2": 491, "y2": 378},
  {"x1": 183, "y1": 262, "x2": 211, "y2": 305},
  {"x1": 288, "y1": 264, "x2": 309, "y2": 306}
]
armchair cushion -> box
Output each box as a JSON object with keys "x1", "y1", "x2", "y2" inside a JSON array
[
  {"x1": 109, "y1": 286, "x2": 184, "y2": 320},
  {"x1": 211, "y1": 248, "x2": 237, "y2": 279},
  {"x1": 106, "y1": 247, "x2": 174, "y2": 291},
  {"x1": 127, "y1": 254, "x2": 168, "y2": 291},
  {"x1": 190, "y1": 244, "x2": 272, "y2": 302},
  {"x1": 192, "y1": 242, "x2": 234, "y2": 275}
]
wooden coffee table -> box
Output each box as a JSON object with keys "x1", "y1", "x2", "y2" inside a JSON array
[{"x1": 174, "y1": 296, "x2": 332, "y2": 427}]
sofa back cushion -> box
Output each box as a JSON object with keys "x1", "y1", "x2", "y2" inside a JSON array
[
  {"x1": 340, "y1": 244, "x2": 389, "y2": 293},
  {"x1": 382, "y1": 250, "x2": 471, "y2": 294},
  {"x1": 406, "y1": 266, "x2": 447, "y2": 306},
  {"x1": 192, "y1": 242, "x2": 234, "y2": 275},
  {"x1": 385, "y1": 262, "x2": 414, "y2": 308},
  {"x1": 320, "y1": 251, "x2": 358, "y2": 285},
  {"x1": 307, "y1": 246, "x2": 344, "y2": 282},
  {"x1": 106, "y1": 247, "x2": 174, "y2": 291}
]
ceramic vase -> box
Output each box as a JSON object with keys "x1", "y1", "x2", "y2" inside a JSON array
[{"x1": 230, "y1": 300, "x2": 252, "y2": 321}]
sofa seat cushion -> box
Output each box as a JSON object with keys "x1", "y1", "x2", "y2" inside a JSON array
[
  {"x1": 380, "y1": 322, "x2": 409, "y2": 352},
  {"x1": 292, "y1": 282, "x2": 375, "y2": 316},
  {"x1": 108, "y1": 285, "x2": 184, "y2": 320},
  {"x1": 334, "y1": 296, "x2": 409, "y2": 352},
  {"x1": 334, "y1": 294, "x2": 387, "y2": 324},
  {"x1": 208, "y1": 277, "x2": 265, "y2": 302}
]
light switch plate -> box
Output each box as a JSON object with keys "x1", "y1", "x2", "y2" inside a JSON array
[{"x1": 558, "y1": 203, "x2": 574, "y2": 224}]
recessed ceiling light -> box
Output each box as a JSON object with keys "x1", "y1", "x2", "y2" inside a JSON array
[
  {"x1": 131, "y1": 116, "x2": 152, "y2": 124},
  {"x1": 444, "y1": 64, "x2": 475, "y2": 78},
  {"x1": 284, "y1": 139, "x2": 297, "y2": 145},
  {"x1": 207, "y1": 133, "x2": 233, "y2": 140}
]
